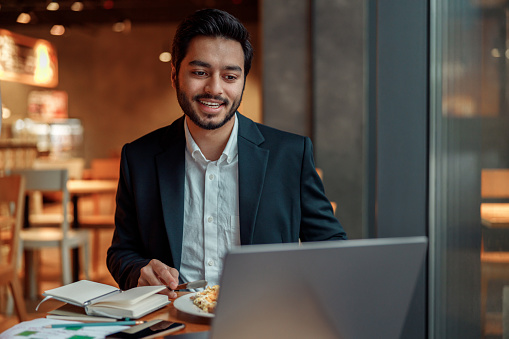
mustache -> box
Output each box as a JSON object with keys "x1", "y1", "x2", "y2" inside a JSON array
[{"x1": 193, "y1": 94, "x2": 229, "y2": 105}]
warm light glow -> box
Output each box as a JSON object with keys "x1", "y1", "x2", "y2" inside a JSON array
[
  {"x1": 16, "y1": 12, "x2": 31, "y2": 24},
  {"x1": 112, "y1": 22, "x2": 125, "y2": 32},
  {"x1": 2, "y1": 105, "x2": 11, "y2": 119},
  {"x1": 34, "y1": 43, "x2": 54, "y2": 85},
  {"x1": 47, "y1": 1, "x2": 59, "y2": 11},
  {"x1": 50, "y1": 25, "x2": 65, "y2": 36},
  {"x1": 112, "y1": 19, "x2": 131, "y2": 33},
  {"x1": 0, "y1": 34, "x2": 16, "y2": 78},
  {"x1": 491, "y1": 48, "x2": 501, "y2": 58},
  {"x1": 0, "y1": 29, "x2": 58, "y2": 87},
  {"x1": 103, "y1": 0, "x2": 114, "y2": 9},
  {"x1": 159, "y1": 52, "x2": 171, "y2": 63},
  {"x1": 71, "y1": 1, "x2": 84, "y2": 11}
]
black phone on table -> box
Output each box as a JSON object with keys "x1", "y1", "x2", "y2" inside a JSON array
[{"x1": 105, "y1": 319, "x2": 185, "y2": 338}]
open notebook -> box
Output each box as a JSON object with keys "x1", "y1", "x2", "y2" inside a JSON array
[
  {"x1": 174, "y1": 236, "x2": 427, "y2": 339},
  {"x1": 36, "y1": 280, "x2": 169, "y2": 319}
]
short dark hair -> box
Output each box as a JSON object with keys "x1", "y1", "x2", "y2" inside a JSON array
[{"x1": 171, "y1": 8, "x2": 253, "y2": 78}]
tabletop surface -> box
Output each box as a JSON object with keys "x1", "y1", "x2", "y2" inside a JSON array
[
  {"x1": 67, "y1": 180, "x2": 118, "y2": 195},
  {"x1": 36, "y1": 291, "x2": 211, "y2": 337}
]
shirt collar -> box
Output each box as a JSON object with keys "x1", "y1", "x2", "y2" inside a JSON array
[{"x1": 184, "y1": 113, "x2": 238, "y2": 164}]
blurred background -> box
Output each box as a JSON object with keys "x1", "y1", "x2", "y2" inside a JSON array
[{"x1": 1, "y1": 0, "x2": 509, "y2": 338}]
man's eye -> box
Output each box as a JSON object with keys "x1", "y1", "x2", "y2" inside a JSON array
[
  {"x1": 194, "y1": 71, "x2": 206, "y2": 76},
  {"x1": 225, "y1": 75, "x2": 237, "y2": 81}
]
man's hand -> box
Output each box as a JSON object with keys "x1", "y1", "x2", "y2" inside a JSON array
[{"x1": 138, "y1": 259, "x2": 179, "y2": 298}]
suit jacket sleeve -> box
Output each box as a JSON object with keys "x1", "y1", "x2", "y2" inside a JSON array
[
  {"x1": 106, "y1": 144, "x2": 151, "y2": 290},
  {"x1": 298, "y1": 137, "x2": 347, "y2": 241}
]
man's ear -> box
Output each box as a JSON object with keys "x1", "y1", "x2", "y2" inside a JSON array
[{"x1": 171, "y1": 64, "x2": 177, "y2": 89}]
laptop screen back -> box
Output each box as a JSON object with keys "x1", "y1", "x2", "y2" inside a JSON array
[{"x1": 209, "y1": 236, "x2": 427, "y2": 339}]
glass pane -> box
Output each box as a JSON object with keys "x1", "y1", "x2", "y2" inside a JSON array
[
  {"x1": 479, "y1": 3, "x2": 509, "y2": 338},
  {"x1": 429, "y1": 0, "x2": 483, "y2": 337}
]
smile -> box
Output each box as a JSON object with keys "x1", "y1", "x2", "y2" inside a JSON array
[{"x1": 199, "y1": 100, "x2": 223, "y2": 108}]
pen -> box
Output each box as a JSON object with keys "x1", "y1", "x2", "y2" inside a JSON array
[{"x1": 45, "y1": 320, "x2": 145, "y2": 328}]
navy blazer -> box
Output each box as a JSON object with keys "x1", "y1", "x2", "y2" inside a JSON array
[{"x1": 107, "y1": 113, "x2": 347, "y2": 289}]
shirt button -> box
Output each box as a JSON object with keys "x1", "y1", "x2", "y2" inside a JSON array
[
  {"x1": 207, "y1": 216, "x2": 213, "y2": 223},
  {"x1": 208, "y1": 260, "x2": 214, "y2": 266},
  {"x1": 209, "y1": 174, "x2": 215, "y2": 180}
]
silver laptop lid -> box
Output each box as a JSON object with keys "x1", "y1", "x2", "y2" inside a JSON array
[{"x1": 209, "y1": 236, "x2": 427, "y2": 339}]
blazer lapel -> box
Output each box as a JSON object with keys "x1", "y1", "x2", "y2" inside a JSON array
[
  {"x1": 237, "y1": 113, "x2": 269, "y2": 245},
  {"x1": 155, "y1": 117, "x2": 186, "y2": 270}
]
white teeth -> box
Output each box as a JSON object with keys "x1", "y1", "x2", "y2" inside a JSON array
[{"x1": 200, "y1": 100, "x2": 221, "y2": 108}]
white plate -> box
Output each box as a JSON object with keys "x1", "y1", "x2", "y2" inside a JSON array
[{"x1": 173, "y1": 293, "x2": 215, "y2": 318}]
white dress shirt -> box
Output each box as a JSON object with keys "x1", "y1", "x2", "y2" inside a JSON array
[{"x1": 179, "y1": 115, "x2": 241, "y2": 287}]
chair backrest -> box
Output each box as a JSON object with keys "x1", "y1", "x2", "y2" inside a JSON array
[
  {"x1": 89, "y1": 158, "x2": 119, "y2": 215},
  {"x1": 33, "y1": 158, "x2": 85, "y2": 179},
  {"x1": 0, "y1": 175, "x2": 25, "y2": 270},
  {"x1": 10, "y1": 169, "x2": 70, "y2": 235},
  {"x1": 90, "y1": 158, "x2": 120, "y2": 180},
  {"x1": 481, "y1": 169, "x2": 509, "y2": 199}
]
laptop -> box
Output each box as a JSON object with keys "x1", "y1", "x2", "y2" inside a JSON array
[{"x1": 171, "y1": 236, "x2": 427, "y2": 339}]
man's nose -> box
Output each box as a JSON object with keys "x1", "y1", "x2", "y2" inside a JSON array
[{"x1": 204, "y1": 75, "x2": 223, "y2": 95}]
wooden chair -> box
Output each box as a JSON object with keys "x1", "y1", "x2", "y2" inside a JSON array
[
  {"x1": 88, "y1": 157, "x2": 120, "y2": 214},
  {"x1": 30, "y1": 157, "x2": 85, "y2": 217},
  {"x1": 480, "y1": 169, "x2": 509, "y2": 336},
  {"x1": 79, "y1": 158, "x2": 119, "y2": 276},
  {"x1": 0, "y1": 175, "x2": 28, "y2": 322},
  {"x1": 11, "y1": 169, "x2": 90, "y2": 299}
]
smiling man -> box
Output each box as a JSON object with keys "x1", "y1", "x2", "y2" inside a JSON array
[
  {"x1": 107, "y1": 8, "x2": 347, "y2": 298},
  {"x1": 175, "y1": 40, "x2": 244, "y2": 131}
]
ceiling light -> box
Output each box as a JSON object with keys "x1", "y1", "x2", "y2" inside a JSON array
[
  {"x1": 491, "y1": 48, "x2": 501, "y2": 58},
  {"x1": 2, "y1": 105, "x2": 11, "y2": 119},
  {"x1": 47, "y1": 1, "x2": 60, "y2": 11},
  {"x1": 112, "y1": 19, "x2": 131, "y2": 33},
  {"x1": 17, "y1": 12, "x2": 31, "y2": 24},
  {"x1": 112, "y1": 21, "x2": 124, "y2": 32},
  {"x1": 71, "y1": 1, "x2": 84, "y2": 11},
  {"x1": 50, "y1": 24, "x2": 65, "y2": 36},
  {"x1": 159, "y1": 52, "x2": 171, "y2": 63}
]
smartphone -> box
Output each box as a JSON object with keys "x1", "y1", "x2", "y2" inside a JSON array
[{"x1": 106, "y1": 320, "x2": 185, "y2": 338}]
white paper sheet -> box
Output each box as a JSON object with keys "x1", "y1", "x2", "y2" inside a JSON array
[{"x1": 0, "y1": 318, "x2": 129, "y2": 339}]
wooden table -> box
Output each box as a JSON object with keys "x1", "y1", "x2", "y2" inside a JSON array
[
  {"x1": 481, "y1": 203, "x2": 509, "y2": 228},
  {"x1": 68, "y1": 180, "x2": 118, "y2": 196},
  {"x1": 36, "y1": 292, "x2": 211, "y2": 337},
  {"x1": 68, "y1": 179, "x2": 118, "y2": 281},
  {"x1": 141, "y1": 292, "x2": 212, "y2": 336}
]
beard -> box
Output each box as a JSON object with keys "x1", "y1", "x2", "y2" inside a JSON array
[{"x1": 175, "y1": 80, "x2": 243, "y2": 130}]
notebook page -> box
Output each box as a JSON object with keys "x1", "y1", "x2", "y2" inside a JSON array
[
  {"x1": 92, "y1": 286, "x2": 166, "y2": 306},
  {"x1": 42, "y1": 280, "x2": 120, "y2": 305}
]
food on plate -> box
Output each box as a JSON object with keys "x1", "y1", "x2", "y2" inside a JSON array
[{"x1": 191, "y1": 285, "x2": 219, "y2": 313}]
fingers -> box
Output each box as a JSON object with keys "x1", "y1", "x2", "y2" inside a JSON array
[
  {"x1": 164, "y1": 267, "x2": 179, "y2": 299},
  {"x1": 156, "y1": 287, "x2": 177, "y2": 299},
  {"x1": 167, "y1": 267, "x2": 179, "y2": 287},
  {"x1": 138, "y1": 259, "x2": 179, "y2": 298}
]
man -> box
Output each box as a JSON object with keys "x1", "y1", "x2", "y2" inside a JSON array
[{"x1": 107, "y1": 8, "x2": 347, "y2": 298}]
